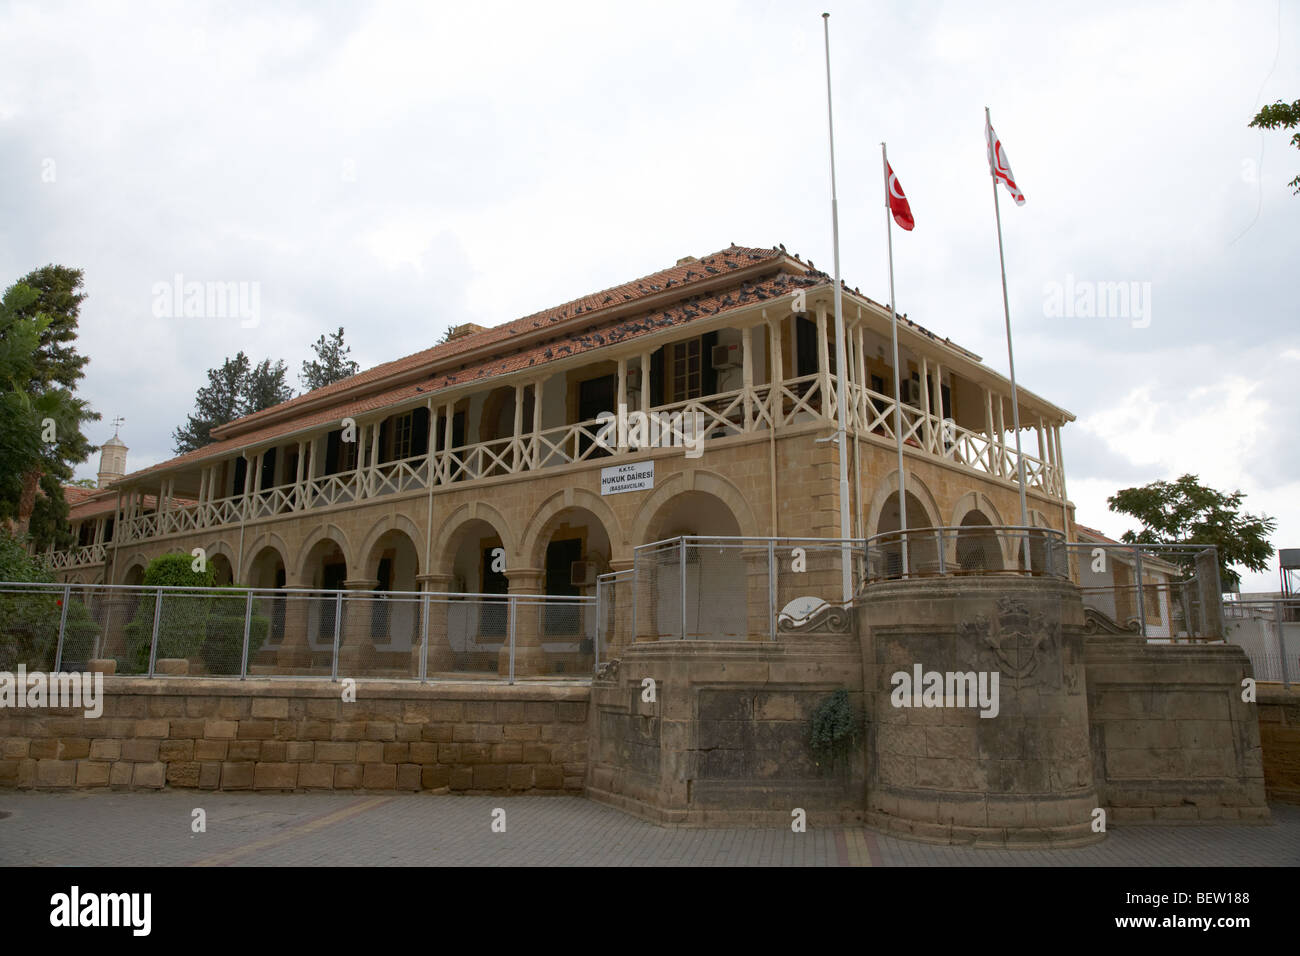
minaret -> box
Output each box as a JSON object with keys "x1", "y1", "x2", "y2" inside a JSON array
[{"x1": 97, "y1": 418, "x2": 128, "y2": 489}]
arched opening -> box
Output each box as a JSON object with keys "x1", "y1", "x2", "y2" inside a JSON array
[
  {"x1": 300, "y1": 537, "x2": 348, "y2": 649},
  {"x1": 209, "y1": 552, "x2": 234, "y2": 587},
  {"x1": 531, "y1": 506, "x2": 612, "y2": 669},
  {"x1": 444, "y1": 518, "x2": 508, "y2": 671},
  {"x1": 956, "y1": 510, "x2": 1005, "y2": 572},
  {"x1": 642, "y1": 491, "x2": 745, "y2": 639},
  {"x1": 246, "y1": 546, "x2": 287, "y2": 646},
  {"x1": 364, "y1": 528, "x2": 420, "y2": 653},
  {"x1": 875, "y1": 491, "x2": 939, "y2": 576},
  {"x1": 122, "y1": 563, "x2": 145, "y2": 587}
]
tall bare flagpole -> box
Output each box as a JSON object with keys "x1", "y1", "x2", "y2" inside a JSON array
[
  {"x1": 881, "y1": 143, "x2": 909, "y2": 578},
  {"x1": 822, "y1": 12, "x2": 853, "y2": 603},
  {"x1": 986, "y1": 106, "x2": 1032, "y2": 569}
]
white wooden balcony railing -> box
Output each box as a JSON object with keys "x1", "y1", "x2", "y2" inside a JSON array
[
  {"x1": 40, "y1": 542, "x2": 108, "y2": 570},
  {"x1": 56, "y1": 374, "x2": 1062, "y2": 559}
]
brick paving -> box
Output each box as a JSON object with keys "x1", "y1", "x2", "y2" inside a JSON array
[{"x1": 1, "y1": 792, "x2": 1297, "y2": 866}]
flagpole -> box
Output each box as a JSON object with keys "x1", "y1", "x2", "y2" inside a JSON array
[
  {"x1": 881, "y1": 142, "x2": 909, "y2": 578},
  {"x1": 822, "y1": 12, "x2": 853, "y2": 604},
  {"x1": 986, "y1": 106, "x2": 1032, "y2": 570}
]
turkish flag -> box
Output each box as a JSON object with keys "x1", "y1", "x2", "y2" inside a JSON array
[{"x1": 886, "y1": 162, "x2": 914, "y2": 231}]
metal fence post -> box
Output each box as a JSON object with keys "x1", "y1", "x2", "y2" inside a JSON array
[
  {"x1": 508, "y1": 594, "x2": 517, "y2": 685},
  {"x1": 330, "y1": 590, "x2": 342, "y2": 681},
  {"x1": 240, "y1": 589, "x2": 253, "y2": 679},
  {"x1": 419, "y1": 592, "x2": 430, "y2": 683},
  {"x1": 53, "y1": 583, "x2": 71, "y2": 672},
  {"x1": 147, "y1": 587, "x2": 163, "y2": 677},
  {"x1": 680, "y1": 537, "x2": 687, "y2": 641},
  {"x1": 593, "y1": 578, "x2": 602, "y2": 673},
  {"x1": 767, "y1": 539, "x2": 776, "y2": 640},
  {"x1": 936, "y1": 529, "x2": 946, "y2": 575},
  {"x1": 1134, "y1": 548, "x2": 1147, "y2": 638},
  {"x1": 1276, "y1": 601, "x2": 1292, "y2": 690}
]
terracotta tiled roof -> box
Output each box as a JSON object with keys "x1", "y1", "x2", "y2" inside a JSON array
[
  {"x1": 1073, "y1": 523, "x2": 1120, "y2": 544},
  {"x1": 115, "y1": 242, "x2": 1012, "y2": 487},
  {"x1": 211, "y1": 244, "x2": 791, "y2": 440},
  {"x1": 62, "y1": 486, "x2": 99, "y2": 507},
  {"x1": 123, "y1": 246, "x2": 821, "y2": 483}
]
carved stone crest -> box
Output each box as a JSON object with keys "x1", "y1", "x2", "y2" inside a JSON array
[
  {"x1": 959, "y1": 596, "x2": 1059, "y2": 686},
  {"x1": 594, "y1": 658, "x2": 620, "y2": 683}
]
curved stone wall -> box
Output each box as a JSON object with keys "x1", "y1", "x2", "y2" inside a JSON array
[{"x1": 860, "y1": 576, "x2": 1102, "y2": 847}]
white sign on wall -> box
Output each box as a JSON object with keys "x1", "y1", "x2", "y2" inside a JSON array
[{"x1": 600, "y1": 461, "x2": 654, "y2": 496}]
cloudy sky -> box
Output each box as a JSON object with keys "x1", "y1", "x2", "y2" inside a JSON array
[{"x1": 2, "y1": 0, "x2": 1296, "y2": 590}]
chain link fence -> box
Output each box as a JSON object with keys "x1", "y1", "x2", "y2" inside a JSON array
[
  {"x1": 0, "y1": 583, "x2": 594, "y2": 683},
  {"x1": 1065, "y1": 542, "x2": 1224, "y2": 641},
  {"x1": 1223, "y1": 599, "x2": 1299, "y2": 686}
]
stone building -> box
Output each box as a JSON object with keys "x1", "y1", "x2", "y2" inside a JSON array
[{"x1": 46, "y1": 244, "x2": 1074, "y2": 645}]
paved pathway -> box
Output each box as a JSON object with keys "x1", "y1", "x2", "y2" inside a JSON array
[{"x1": 2, "y1": 792, "x2": 1297, "y2": 866}]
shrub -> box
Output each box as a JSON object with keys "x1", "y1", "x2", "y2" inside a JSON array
[
  {"x1": 141, "y1": 552, "x2": 215, "y2": 589},
  {"x1": 0, "y1": 530, "x2": 101, "y2": 670},
  {"x1": 121, "y1": 552, "x2": 217, "y2": 671},
  {"x1": 200, "y1": 590, "x2": 269, "y2": 674},
  {"x1": 809, "y1": 689, "x2": 860, "y2": 774}
]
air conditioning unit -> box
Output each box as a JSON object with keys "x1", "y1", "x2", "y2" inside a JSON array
[
  {"x1": 570, "y1": 560, "x2": 597, "y2": 587},
  {"x1": 711, "y1": 344, "x2": 739, "y2": 370},
  {"x1": 902, "y1": 379, "x2": 923, "y2": 406}
]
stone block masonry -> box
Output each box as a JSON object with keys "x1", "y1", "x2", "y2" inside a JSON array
[
  {"x1": 0, "y1": 678, "x2": 588, "y2": 794},
  {"x1": 1257, "y1": 684, "x2": 1300, "y2": 805}
]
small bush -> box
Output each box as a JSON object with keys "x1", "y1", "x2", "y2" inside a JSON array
[
  {"x1": 809, "y1": 689, "x2": 860, "y2": 773},
  {"x1": 0, "y1": 530, "x2": 102, "y2": 670}
]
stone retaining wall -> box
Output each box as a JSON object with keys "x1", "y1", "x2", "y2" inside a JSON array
[
  {"x1": 0, "y1": 677, "x2": 588, "y2": 793},
  {"x1": 1258, "y1": 684, "x2": 1300, "y2": 804},
  {"x1": 1083, "y1": 637, "x2": 1269, "y2": 823}
]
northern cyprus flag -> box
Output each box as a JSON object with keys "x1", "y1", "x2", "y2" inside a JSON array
[{"x1": 985, "y1": 116, "x2": 1025, "y2": 205}]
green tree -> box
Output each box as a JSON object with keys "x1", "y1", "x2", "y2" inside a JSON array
[
  {"x1": 0, "y1": 275, "x2": 98, "y2": 550},
  {"x1": 1249, "y1": 98, "x2": 1300, "y2": 195},
  {"x1": 244, "y1": 358, "x2": 293, "y2": 412},
  {"x1": 300, "y1": 327, "x2": 360, "y2": 391},
  {"x1": 1107, "y1": 475, "x2": 1276, "y2": 589},
  {"x1": 12, "y1": 265, "x2": 92, "y2": 391},
  {"x1": 172, "y1": 352, "x2": 293, "y2": 454}
]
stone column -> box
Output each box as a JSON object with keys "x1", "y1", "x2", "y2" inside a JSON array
[
  {"x1": 337, "y1": 578, "x2": 380, "y2": 673},
  {"x1": 273, "y1": 584, "x2": 317, "y2": 672},
  {"x1": 605, "y1": 559, "x2": 634, "y2": 659},
  {"x1": 414, "y1": 572, "x2": 455, "y2": 674},
  {"x1": 742, "y1": 546, "x2": 773, "y2": 641},
  {"x1": 499, "y1": 567, "x2": 546, "y2": 677}
]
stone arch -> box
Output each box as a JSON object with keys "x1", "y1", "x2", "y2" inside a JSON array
[
  {"x1": 119, "y1": 553, "x2": 150, "y2": 586},
  {"x1": 955, "y1": 507, "x2": 1006, "y2": 572},
  {"x1": 866, "y1": 472, "x2": 942, "y2": 538},
  {"x1": 246, "y1": 544, "x2": 288, "y2": 590},
  {"x1": 200, "y1": 539, "x2": 237, "y2": 586},
  {"x1": 428, "y1": 501, "x2": 517, "y2": 574},
  {"x1": 208, "y1": 552, "x2": 235, "y2": 587},
  {"x1": 521, "y1": 488, "x2": 625, "y2": 571},
  {"x1": 358, "y1": 513, "x2": 425, "y2": 581},
  {"x1": 947, "y1": 490, "x2": 1005, "y2": 530},
  {"x1": 629, "y1": 468, "x2": 758, "y2": 546},
  {"x1": 294, "y1": 524, "x2": 353, "y2": 584},
  {"x1": 241, "y1": 530, "x2": 291, "y2": 584}
]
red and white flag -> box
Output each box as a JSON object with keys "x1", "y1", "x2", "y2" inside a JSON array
[
  {"x1": 885, "y1": 162, "x2": 914, "y2": 231},
  {"x1": 985, "y1": 117, "x2": 1025, "y2": 205}
]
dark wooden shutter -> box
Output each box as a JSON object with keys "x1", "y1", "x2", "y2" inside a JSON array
[{"x1": 649, "y1": 348, "x2": 664, "y2": 407}]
